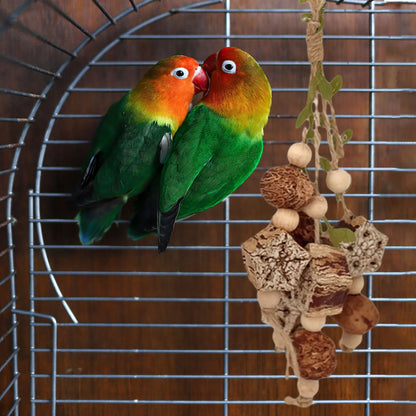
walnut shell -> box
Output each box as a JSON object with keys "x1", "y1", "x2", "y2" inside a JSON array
[
  {"x1": 332, "y1": 293, "x2": 379, "y2": 335},
  {"x1": 260, "y1": 165, "x2": 314, "y2": 210},
  {"x1": 291, "y1": 328, "x2": 337, "y2": 380}
]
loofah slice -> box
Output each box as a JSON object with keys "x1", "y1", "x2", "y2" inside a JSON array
[
  {"x1": 241, "y1": 223, "x2": 311, "y2": 292},
  {"x1": 260, "y1": 165, "x2": 314, "y2": 210},
  {"x1": 298, "y1": 243, "x2": 352, "y2": 317},
  {"x1": 339, "y1": 215, "x2": 389, "y2": 277}
]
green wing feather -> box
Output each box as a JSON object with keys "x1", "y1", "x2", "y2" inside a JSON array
[
  {"x1": 159, "y1": 105, "x2": 215, "y2": 213},
  {"x1": 91, "y1": 120, "x2": 170, "y2": 200},
  {"x1": 72, "y1": 93, "x2": 171, "y2": 244},
  {"x1": 158, "y1": 104, "x2": 263, "y2": 251},
  {"x1": 160, "y1": 104, "x2": 263, "y2": 216}
]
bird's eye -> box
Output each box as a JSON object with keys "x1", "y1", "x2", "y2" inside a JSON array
[
  {"x1": 221, "y1": 60, "x2": 237, "y2": 74},
  {"x1": 171, "y1": 67, "x2": 189, "y2": 79}
]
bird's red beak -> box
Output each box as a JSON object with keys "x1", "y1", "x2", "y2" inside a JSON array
[
  {"x1": 192, "y1": 66, "x2": 209, "y2": 94},
  {"x1": 202, "y1": 52, "x2": 217, "y2": 76}
]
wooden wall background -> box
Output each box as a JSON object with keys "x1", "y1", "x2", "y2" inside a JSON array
[{"x1": 0, "y1": 1, "x2": 415, "y2": 415}]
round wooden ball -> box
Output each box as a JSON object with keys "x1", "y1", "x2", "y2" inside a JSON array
[
  {"x1": 271, "y1": 208, "x2": 299, "y2": 232},
  {"x1": 326, "y1": 169, "x2": 352, "y2": 194},
  {"x1": 287, "y1": 142, "x2": 312, "y2": 168},
  {"x1": 301, "y1": 195, "x2": 328, "y2": 219}
]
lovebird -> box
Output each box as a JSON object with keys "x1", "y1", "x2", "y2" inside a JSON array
[
  {"x1": 71, "y1": 55, "x2": 209, "y2": 244},
  {"x1": 156, "y1": 46, "x2": 272, "y2": 252}
]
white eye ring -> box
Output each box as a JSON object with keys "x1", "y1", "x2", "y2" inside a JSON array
[
  {"x1": 171, "y1": 67, "x2": 189, "y2": 79},
  {"x1": 221, "y1": 60, "x2": 237, "y2": 74}
]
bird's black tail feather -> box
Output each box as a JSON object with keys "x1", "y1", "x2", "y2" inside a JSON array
[{"x1": 157, "y1": 199, "x2": 183, "y2": 253}]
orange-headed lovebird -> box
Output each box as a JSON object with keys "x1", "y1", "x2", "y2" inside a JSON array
[
  {"x1": 156, "y1": 47, "x2": 272, "y2": 252},
  {"x1": 72, "y1": 55, "x2": 208, "y2": 244}
]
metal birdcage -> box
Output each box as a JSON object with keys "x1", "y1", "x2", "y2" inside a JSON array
[{"x1": 1, "y1": 1, "x2": 415, "y2": 415}]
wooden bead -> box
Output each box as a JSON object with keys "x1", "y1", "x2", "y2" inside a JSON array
[
  {"x1": 326, "y1": 169, "x2": 352, "y2": 194},
  {"x1": 301, "y1": 315, "x2": 326, "y2": 332},
  {"x1": 301, "y1": 195, "x2": 328, "y2": 219},
  {"x1": 297, "y1": 377, "x2": 320, "y2": 399},
  {"x1": 349, "y1": 275, "x2": 364, "y2": 294},
  {"x1": 339, "y1": 331, "x2": 363, "y2": 352},
  {"x1": 271, "y1": 208, "x2": 299, "y2": 232},
  {"x1": 257, "y1": 290, "x2": 281, "y2": 309},
  {"x1": 287, "y1": 142, "x2": 312, "y2": 168}
]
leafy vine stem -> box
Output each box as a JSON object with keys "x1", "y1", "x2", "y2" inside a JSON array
[{"x1": 298, "y1": 0, "x2": 354, "y2": 245}]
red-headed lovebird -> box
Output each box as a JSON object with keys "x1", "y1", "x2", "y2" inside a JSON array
[
  {"x1": 156, "y1": 47, "x2": 272, "y2": 252},
  {"x1": 71, "y1": 55, "x2": 209, "y2": 245}
]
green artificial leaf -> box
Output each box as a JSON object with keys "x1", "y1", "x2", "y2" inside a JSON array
[
  {"x1": 296, "y1": 103, "x2": 313, "y2": 128},
  {"x1": 341, "y1": 128, "x2": 353, "y2": 144},
  {"x1": 310, "y1": 70, "x2": 322, "y2": 89},
  {"x1": 317, "y1": 77, "x2": 334, "y2": 101},
  {"x1": 298, "y1": 0, "x2": 308, "y2": 4},
  {"x1": 323, "y1": 218, "x2": 356, "y2": 248},
  {"x1": 301, "y1": 12, "x2": 312, "y2": 23},
  {"x1": 327, "y1": 227, "x2": 356, "y2": 248},
  {"x1": 307, "y1": 76, "x2": 319, "y2": 105},
  {"x1": 306, "y1": 127, "x2": 315, "y2": 140},
  {"x1": 319, "y1": 156, "x2": 331, "y2": 172},
  {"x1": 330, "y1": 74, "x2": 343, "y2": 95}
]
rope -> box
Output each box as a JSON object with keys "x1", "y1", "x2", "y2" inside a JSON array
[{"x1": 303, "y1": 0, "x2": 350, "y2": 231}]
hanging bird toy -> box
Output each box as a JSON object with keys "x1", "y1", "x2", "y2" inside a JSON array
[{"x1": 241, "y1": 0, "x2": 388, "y2": 407}]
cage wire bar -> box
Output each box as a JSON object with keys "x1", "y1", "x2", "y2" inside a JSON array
[{"x1": 1, "y1": 0, "x2": 416, "y2": 415}]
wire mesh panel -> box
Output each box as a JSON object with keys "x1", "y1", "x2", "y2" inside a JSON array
[{"x1": 1, "y1": 1, "x2": 416, "y2": 415}]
